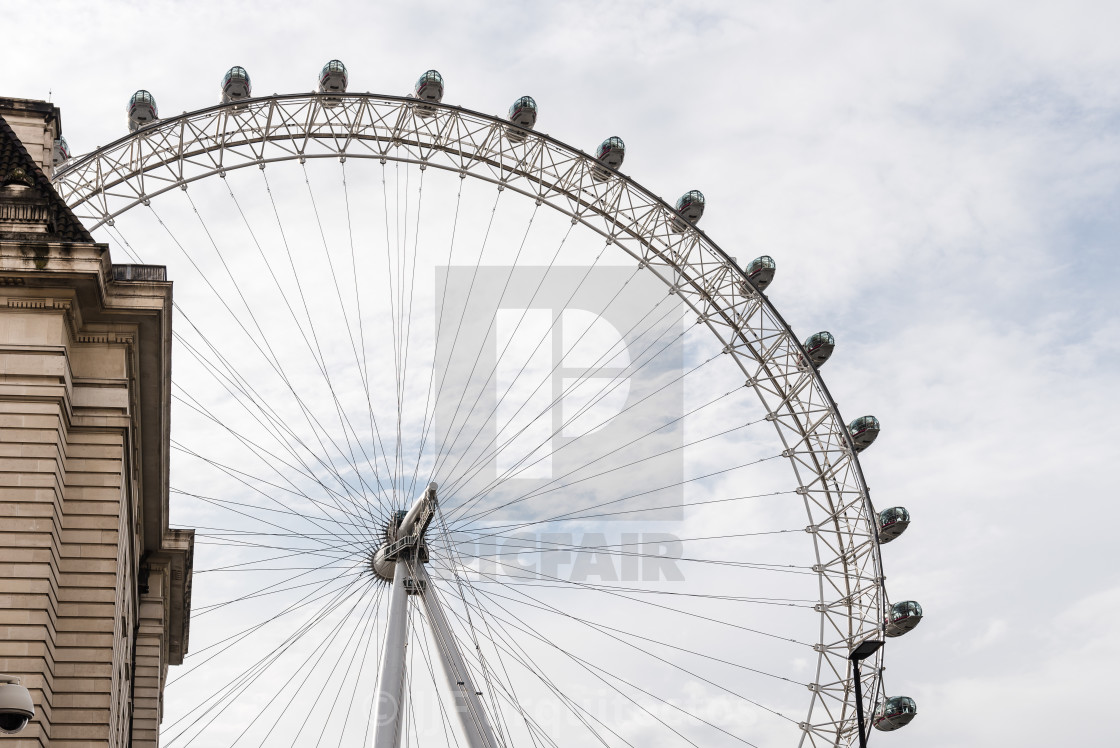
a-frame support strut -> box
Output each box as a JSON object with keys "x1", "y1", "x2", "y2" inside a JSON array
[
  {"x1": 417, "y1": 564, "x2": 501, "y2": 748},
  {"x1": 371, "y1": 484, "x2": 499, "y2": 748}
]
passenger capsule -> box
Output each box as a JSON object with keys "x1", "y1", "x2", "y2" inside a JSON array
[
  {"x1": 221, "y1": 66, "x2": 252, "y2": 104},
  {"x1": 413, "y1": 69, "x2": 444, "y2": 118},
  {"x1": 52, "y1": 136, "x2": 70, "y2": 167},
  {"x1": 742, "y1": 255, "x2": 776, "y2": 293},
  {"x1": 415, "y1": 69, "x2": 444, "y2": 102},
  {"x1": 848, "y1": 415, "x2": 880, "y2": 452},
  {"x1": 671, "y1": 190, "x2": 705, "y2": 232},
  {"x1": 873, "y1": 696, "x2": 917, "y2": 731},
  {"x1": 508, "y1": 96, "x2": 538, "y2": 129},
  {"x1": 127, "y1": 90, "x2": 158, "y2": 132},
  {"x1": 885, "y1": 600, "x2": 923, "y2": 637},
  {"x1": 319, "y1": 60, "x2": 348, "y2": 94},
  {"x1": 506, "y1": 96, "x2": 538, "y2": 142},
  {"x1": 801, "y1": 331, "x2": 835, "y2": 368},
  {"x1": 592, "y1": 136, "x2": 625, "y2": 181},
  {"x1": 878, "y1": 506, "x2": 910, "y2": 543}
]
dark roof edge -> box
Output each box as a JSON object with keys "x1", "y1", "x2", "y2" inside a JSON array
[{"x1": 0, "y1": 112, "x2": 92, "y2": 244}]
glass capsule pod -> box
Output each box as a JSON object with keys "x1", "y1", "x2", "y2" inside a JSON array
[
  {"x1": 878, "y1": 506, "x2": 910, "y2": 543},
  {"x1": 592, "y1": 136, "x2": 626, "y2": 181},
  {"x1": 885, "y1": 600, "x2": 923, "y2": 637},
  {"x1": 671, "y1": 190, "x2": 705, "y2": 232},
  {"x1": 318, "y1": 60, "x2": 348, "y2": 107},
  {"x1": 221, "y1": 66, "x2": 252, "y2": 105},
  {"x1": 508, "y1": 96, "x2": 538, "y2": 128},
  {"x1": 506, "y1": 96, "x2": 538, "y2": 141},
  {"x1": 848, "y1": 415, "x2": 880, "y2": 452},
  {"x1": 127, "y1": 90, "x2": 158, "y2": 132},
  {"x1": 52, "y1": 136, "x2": 70, "y2": 167},
  {"x1": 320, "y1": 60, "x2": 348, "y2": 93},
  {"x1": 413, "y1": 69, "x2": 444, "y2": 118},
  {"x1": 800, "y1": 331, "x2": 835, "y2": 368},
  {"x1": 741, "y1": 255, "x2": 776, "y2": 293},
  {"x1": 873, "y1": 696, "x2": 917, "y2": 731}
]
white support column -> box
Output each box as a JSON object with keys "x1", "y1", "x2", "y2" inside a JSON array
[
  {"x1": 372, "y1": 560, "x2": 411, "y2": 748},
  {"x1": 416, "y1": 566, "x2": 500, "y2": 748}
]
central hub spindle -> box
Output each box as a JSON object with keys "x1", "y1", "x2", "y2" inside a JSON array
[{"x1": 370, "y1": 481, "x2": 437, "y2": 586}]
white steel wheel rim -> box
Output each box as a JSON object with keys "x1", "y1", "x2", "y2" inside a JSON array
[{"x1": 53, "y1": 92, "x2": 887, "y2": 747}]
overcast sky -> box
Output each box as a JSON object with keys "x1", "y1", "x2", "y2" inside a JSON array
[{"x1": 3, "y1": 1, "x2": 1119, "y2": 746}]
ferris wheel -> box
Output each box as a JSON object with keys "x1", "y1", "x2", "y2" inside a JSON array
[{"x1": 52, "y1": 61, "x2": 923, "y2": 747}]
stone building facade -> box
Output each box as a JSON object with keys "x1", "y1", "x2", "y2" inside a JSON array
[{"x1": 0, "y1": 98, "x2": 193, "y2": 747}]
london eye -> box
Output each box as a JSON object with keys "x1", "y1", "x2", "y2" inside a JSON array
[{"x1": 50, "y1": 61, "x2": 922, "y2": 747}]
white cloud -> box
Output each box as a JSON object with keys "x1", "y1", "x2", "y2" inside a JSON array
[{"x1": 3, "y1": 2, "x2": 1118, "y2": 746}]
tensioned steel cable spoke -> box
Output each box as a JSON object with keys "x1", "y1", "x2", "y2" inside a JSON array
[
  {"x1": 433, "y1": 580, "x2": 636, "y2": 748},
  {"x1": 223, "y1": 180, "x2": 397, "y2": 510},
  {"x1": 171, "y1": 434, "x2": 370, "y2": 533},
  {"x1": 103, "y1": 221, "x2": 377, "y2": 520},
  {"x1": 460, "y1": 577, "x2": 815, "y2": 607},
  {"x1": 453, "y1": 562, "x2": 802, "y2": 705},
  {"x1": 302, "y1": 161, "x2": 395, "y2": 507},
  {"x1": 335, "y1": 582, "x2": 390, "y2": 747},
  {"x1": 455, "y1": 582, "x2": 771, "y2": 746},
  {"x1": 139, "y1": 204, "x2": 382, "y2": 524},
  {"x1": 442, "y1": 550, "x2": 815, "y2": 647},
  {"x1": 170, "y1": 567, "x2": 369, "y2": 679},
  {"x1": 191, "y1": 533, "x2": 356, "y2": 558},
  {"x1": 453, "y1": 402, "x2": 765, "y2": 529},
  {"x1": 423, "y1": 197, "x2": 542, "y2": 480},
  {"x1": 447, "y1": 371, "x2": 741, "y2": 521},
  {"x1": 455, "y1": 568, "x2": 810, "y2": 687},
  {"x1": 451, "y1": 526, "x2": 815, "y2": 577},
  {"x1": 440, "y1": 291, "x2": 691, "y2": 517},
  {"x1": 456, "y1": 305, "x2": 695, "y2": 501},
  {"x1": 454, "y1": 449, "x2": 784, "y2": 540},
  {"x1": 481, "y1": 487, "x2": 798, "y2": 525},
  {"x1": 341, "y1": 159, "x2": 397, "y2": 498},
  {"x1": 172, "y1": 486, "x2": 374, "y2": 540},
  {"x1": 265, "y1": 584, "x2": 383, "y2": 748},
  {"x1": 182, "y1": 186, "x2": 386, "y2": 507},
  {"x1": 191, "y1": 567, "x2": 368, "y2": 618},
  {"x1": 172, "y1": 388, "x2": 383, "y2": 544},
  {"x1": 430, "y1": 504, "x2": 580, "y2": 748},
  {"x1": 163, "y1": 574, "x2": 373, "y2": 744},
  {"x1": 259, "y1": 168, "x2": 391, "y2": 523},
  {"x1": 403, "y1": 172, "x2": 466, "y2": 511},
  {"x1": 192, "y1": 553, "x2": 356, "y2": 577},
  {"x1": 446, "y1": 533, "x2": 817, "y2": 582},
  {"x1": 377, "y1": 159, "x2": 402, "y2": 506},
  {"x1": 433, "y1": 250, "x2": 650, "y2": 495},
  {"x1": 415, "y1": 187, "x2": 505, "y2": 479},
  {"x1": 388, "y1": 161, "x2": 407, "y2": 503},
  {"x1": 397, "y1": 166, "x2": 427, "y2": 504},
  {"x1": 172, "y1": 477, "x2": 363, "y2": 549},
  {"x1": 414, "y1": 559, "x2": 514, "y2": 747},
  {"x1": 311, "y1": 584, "x2": 388, "y2": 748},
  {"x1": 223, "y1": 582, "x2": 379, "y2": 748},
  {"x1": 410, "y1": 607, "x2": 468, "y2": 748},
  {"x1": 144, "y1": 298, "x2": 384, "y2": 538},
  {"x1": 451, "y1": 579, "x2": 757, "y2": 747}
]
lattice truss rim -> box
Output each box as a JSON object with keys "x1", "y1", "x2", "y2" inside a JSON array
[{"x1": 53, "y1": 92, "x2": 888, "y2": 747}]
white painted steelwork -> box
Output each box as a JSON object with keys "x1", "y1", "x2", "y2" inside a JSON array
[
  {"x1": 416, "y1": 565, "x2": 499, "y2": 748},
  {"x1": 53, "y1": 92, "x2": 889, "y2": 746}
]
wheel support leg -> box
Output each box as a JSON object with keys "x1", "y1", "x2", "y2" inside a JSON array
[
  {"x1": 372, "y1": 560, "x2": 411, "y2": 748},
  {"x1": 417, "y1": 566, "x2": 500, "y2": 748}
]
